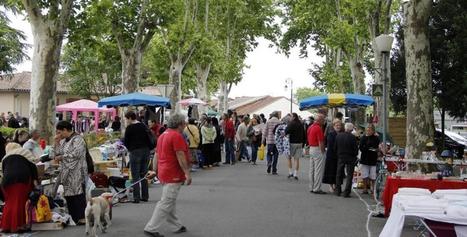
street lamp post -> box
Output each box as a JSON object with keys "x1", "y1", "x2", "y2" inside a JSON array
[
  {"x1": 375, "y1": 34, "x2": 394, "y2": 154},
  {"x1": 285, "y1": 78, "x2": 293, "y2": 114}
]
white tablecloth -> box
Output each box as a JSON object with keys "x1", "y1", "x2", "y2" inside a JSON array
[{"x1": 380, "y1": 192, "x2": 467, "y2": 237}]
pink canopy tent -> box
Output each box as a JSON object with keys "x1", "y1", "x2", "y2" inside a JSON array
[{"x1": 56, "y1": 99, "x2": 116, "y2": 131}]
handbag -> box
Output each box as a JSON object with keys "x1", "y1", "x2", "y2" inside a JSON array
[{"x1": 26, "y1": 194, "x2": 52, "y2": 224}]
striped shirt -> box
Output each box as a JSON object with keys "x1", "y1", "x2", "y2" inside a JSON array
[{"x1": 262, "y1": 117, "x2": 280, "y2": 144}]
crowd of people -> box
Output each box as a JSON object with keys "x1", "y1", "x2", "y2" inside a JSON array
[
  {"x1": 0, "y1": 112, "x2": 28, "y2": 129},
  {"x1": 0, "y1": 107, "x2": 383, "y2": 236},
  {"x1": 0, "y1": 119, "x2": 93, "y2": 232}
]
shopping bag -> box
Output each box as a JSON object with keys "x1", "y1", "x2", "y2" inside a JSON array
[
  {"x1": 26, "y1": 195, "x2": 52, "y2": 224},
  {"x1": 258, "y1": 144, "x2": 265, "y2": 161}
]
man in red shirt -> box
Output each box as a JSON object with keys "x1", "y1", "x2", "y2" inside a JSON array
[
  {"x1": 223, "y1": 112, "x2": 236, "y2": 165},
  {"x1": 307, "y1": 113, "x2": 326, "y2": 194},
  {"x1": 144, "y1": 114, "x2": 191, "y2": 237}
]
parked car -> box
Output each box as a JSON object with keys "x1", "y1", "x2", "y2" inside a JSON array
[{"x1": 435, "y1": 129, "x2": 466, "y2": 158}]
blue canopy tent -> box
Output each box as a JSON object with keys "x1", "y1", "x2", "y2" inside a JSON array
[
  {"x1": 97, "y1": 92, "x2": 171, "y2": 108},
  {"x1": 299, "y1": 93, "x2": 374, "y2": 110}
]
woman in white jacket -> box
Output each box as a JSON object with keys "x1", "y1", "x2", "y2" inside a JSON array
[{"x1": 201, "y1": 117, "x2": 217, "y2": 168}]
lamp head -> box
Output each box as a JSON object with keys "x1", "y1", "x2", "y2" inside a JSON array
[{"x1": 375, "y1": 34, "x2": 394, "y2": 53}]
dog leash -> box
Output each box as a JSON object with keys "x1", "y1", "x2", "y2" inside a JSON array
[{"x1": 111, "y1": 173, "x2": 151, "y2": 200}]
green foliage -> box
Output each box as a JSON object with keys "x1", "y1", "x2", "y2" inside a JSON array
[
  {"x1": 430, "y1": 0, "x2": 467, "y2": 119},
  {"x1": 91, "y1": 0, "x2": 178, "y2": 50},
  {"x1": 390, "y1": 24, "x2": 407, "y2": 116},
  {"x1": 311, "y1": 61, "x2": 353, "y2": 93},
  {"x1": 61, "y1": 39, "x2": 122, "y2": 99},
  {"x1": 280, "y1": 0, "x2": 396, "y2": 95},
  {"x1": 142, "y1": 36, "x2": 171, "y2": 85},
  {"x1": 141, "y1": 0, "x2": 279, "y2": 97},
  {"x1": 0, "y1": 126, "x2": 19, "y2": 139},
  {"x1": 390, "y1": 0, "x2": 467, "y2": 120},
  {"x1": 0, "y1": 11, "x2": 28, "y2": 74},
  {"x1": 295, "y1": 87, "x2": 324, "y2": 102}
]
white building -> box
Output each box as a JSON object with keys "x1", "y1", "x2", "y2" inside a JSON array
[{"x1": 228, "y1": 96, "x2": 313, "y2": 119}]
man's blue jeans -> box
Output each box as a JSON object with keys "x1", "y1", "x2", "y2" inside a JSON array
[
  {"x1": 251, "y1": 143, "x2": 259, "y2": 163},
  {"x1": 267, "y1": 144, "x2": 278, "y2": 173},
  {"x1": 224, "y1": 139, "x2": 235, "y2": 164},
  {"x1": 239, "y1": 141, "x2": 250, "y2": 161}
]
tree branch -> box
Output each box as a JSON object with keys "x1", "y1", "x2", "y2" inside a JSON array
[
  {"x1": 58, "y1": 0, "x2": 73, "y2": 36},
  {"x1": 384, "y1": 0, "x2": 393, "y2": 34},
  {"x1": 140, "y1": 29, "x2": 156, "y2": 51},
  {"x1": 182, "y1": 44, "x2": 196, "y2": 68},
  {"x1": 111, "y1": 20, "x2": 126, "y2": 55},
  {"x1": 133, "y1": 0, "x2": 149, "y2": 50},
  {"x1": 21, "y1": 0, "x2": 43, "y2": 28},
  {"x1": 227, "y1": 82, "x2": 233, "y2": 94}
]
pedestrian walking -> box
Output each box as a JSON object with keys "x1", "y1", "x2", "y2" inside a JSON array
[
  {"x1": 307, "y1": 113, "x2": 326, "y2": 194},
  {"x1": 201, "y1": 117, "x2": 217, "y2": 167},
  {"x1": 359, "y1": 124, "x2": 380, "y2": 194},
  {"x1": 236, "y1": 116, "x2": 250, "y2": 162},
  {"x1": 262, "y1": 111, "x2": 281, "y2": 174},
  {"x1": 223, "y1": 113, "x2": 236, "y2": 165},
  {"x1": 259, "y1": 113, "x2": 267, "y2": 124},
  {"x1": 123, "y1": 111, "x2": 152, "y2": 203},
  {"x1": 322, "y1": 119, "x2": 343, "y2": 192},
  {"x1": 211, "y1": 117, "x2": 223, "y2": 166},
  {"x1": 285, "y1": 113, "x2": 305, "y2": 180},
  {"x1": 335, "y1": 123, "x2": 359, "y2": 198},
  {"x1": 275, "y1": 115, "x2": 290, "y2": 166},
  {"x1": 144, "y1": 114, "x2": 191, "y2": 237},
  {"x1": 184, "y1": 118, "x2": 200, "y2": 169},
  {"x1": 247, "y1": 118, "x2": 261, "y2": 165}
]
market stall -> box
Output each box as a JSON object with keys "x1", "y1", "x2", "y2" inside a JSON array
[
  {"x1": 97, "y1": 92, "x2": 170, "y2": 108},
  {"x1": 383, "y1": 176, "x2": 467, "y2": 217},
  {"x1": 56, "y1": 99, "x2": 116, "y2": 132},
  {"x1": 98, "y1": 92, "x2": 171, "y2": 125},
  {"x1": 95, "y1": 92, "x2": 170, "y2": 177},
  {"x1": 299, "y1": 93, "x2": 375, "y2": 110},
  {"x1": 380, "y1": 188, "x2": 467, "y2": 237}
]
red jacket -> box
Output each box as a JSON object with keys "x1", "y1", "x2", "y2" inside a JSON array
[{"x1": 224, "y1": 119, "x2": 235, "y2": 139}]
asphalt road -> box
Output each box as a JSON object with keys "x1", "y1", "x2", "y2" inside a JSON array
[{"x1": 29, "y1": 157, "x2": 415, "y2": 237}]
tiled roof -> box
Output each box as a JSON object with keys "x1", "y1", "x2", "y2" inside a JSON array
[
  {"x1": 228, "y1": 96, "x2": 269, "y2": 110},
  {"x1": 229, "y1": 96, "x2": 282, "y2": 116},
  {"x1": 0, "y1": 71, "x2": 70, "y2": 93}
]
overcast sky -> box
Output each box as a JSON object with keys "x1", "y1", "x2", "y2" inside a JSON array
[{"x1": 9, "y1": 13, "x2": 324, "y2": 99}]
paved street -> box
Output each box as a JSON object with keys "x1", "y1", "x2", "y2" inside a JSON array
[{"x1": 34, "y1": 157, "x2": 402, "y2": 237}]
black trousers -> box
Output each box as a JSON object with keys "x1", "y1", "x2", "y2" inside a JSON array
[
  {"x1": 336, "y1": 159, "x2": 356, "y2": 195},
  {"x1": 65, "y1": 192, "x2": 87, "y2": 223},
  {"x1": 129, "y1": 148, "x2": 150, "y2": 201}
]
